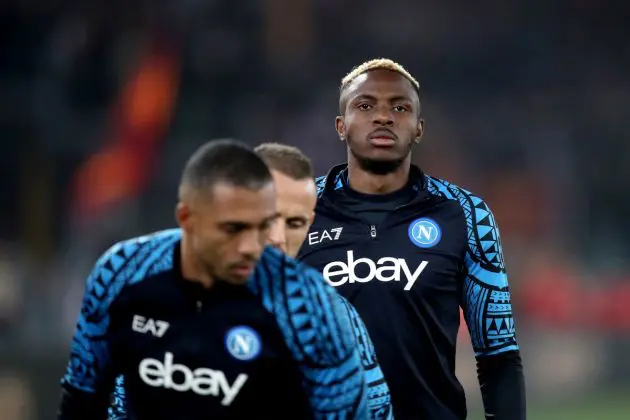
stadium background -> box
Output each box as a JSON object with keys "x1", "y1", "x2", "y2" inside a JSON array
[{"x1": 1, "y1": 1, "x2": 629, "y2": 418}]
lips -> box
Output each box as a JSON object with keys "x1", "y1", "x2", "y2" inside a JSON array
[
  {"x1": 231, "y1": 262, "x2": 256, "y2": 277},
  {"x1": 368, "y1": 129, "x2": 397, "y2": 146}
]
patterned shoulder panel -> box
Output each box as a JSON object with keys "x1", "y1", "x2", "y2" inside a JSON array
[
  {"x1": 425, "y1": 176, "x2": 505, "y2": 273},
  {"x1": 426, "y1": 176, "x2": 518, "y2": 357},
  {"x1": 62, "y1": 229, "x2": 181, "y2": 392},
  {"x1": 248, "y1": 247, "x2": 367, "y2": 418},
  {"x1": 315, "y1": 175, "x2": 327, "y2": 198}
]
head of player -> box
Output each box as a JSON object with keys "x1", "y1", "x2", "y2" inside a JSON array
[
  {"x1": 336, "y1": 59, "x2": 424, "y2": 192},
  {"x1": 254, "y1": 143, "x2": 316, "y2": 258},
  {"x1": 176, "y1": 139, "x2": 277, "y2": 286}
]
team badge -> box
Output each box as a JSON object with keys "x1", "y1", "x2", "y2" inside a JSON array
[
  {"x1": 225, "y1": 326, "x2": 261, "y2": 361},
  {"x1": 408, "y1": 218, "x2": 441, "y2": 248}
]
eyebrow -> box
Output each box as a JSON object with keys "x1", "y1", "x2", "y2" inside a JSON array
[
  {"x1": 351, "y1": 93, "x2": 412, "y2": 103},
  {"x1": 219, "y1": 213, "x2": 280, "y2": 228}
]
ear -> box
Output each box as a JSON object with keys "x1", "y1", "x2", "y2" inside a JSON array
[
  {"x1": 335, "y1": 116, "x2": 346, "y2": 142},
  {"x1": 414, "y1": 118, "x2": 425, "y2": 144},
  {"x1": 175, "y1": 202, "x2": 193, "y2": 232}
]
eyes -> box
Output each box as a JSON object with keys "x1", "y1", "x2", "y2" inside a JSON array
[
  {"x1": 221, "y1": 219, "x2": 274, "y2": 235},
  {"x1": 357, "y1": 103, "x2": 410, "y2": 113},
  {"x1": 286, "y1": 218, "x2": 307, "y2": 230}
]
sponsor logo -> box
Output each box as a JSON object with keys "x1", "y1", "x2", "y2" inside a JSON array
[
  {"x1": 323, "y1": 250, "x2": 428, "y2": 291},
  {"x1": 139, "y1": 352, "x2": 247, "y2": 405},
  {"x1": 308, "y1": 227, "x2": 343, "y2": 245},
  {"x1": 132, "y1": 315, "x2": 169, "y2": 337}
]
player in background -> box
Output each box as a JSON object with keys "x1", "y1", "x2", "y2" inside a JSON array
[
  {"x1": 60, "y1": 139, "x2": 369, "y2": 419},
  {"x1": 255, "y1": 142, "x2": 393, "y2": 420},
  {"x1": 297, "y1": 59, "x2": 526, "y2": 420}
]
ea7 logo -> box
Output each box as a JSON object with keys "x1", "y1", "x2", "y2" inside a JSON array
[
  {"x1": 308, "y1": 227, "x2": 343, "y2": 245},
  {"x1": 132, "y1": 315, "x2": 169, "y2": 337}
]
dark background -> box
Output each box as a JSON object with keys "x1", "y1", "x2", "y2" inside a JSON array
[{"x1": 1, "y1": 1, "x2": 629, "y2": 418}]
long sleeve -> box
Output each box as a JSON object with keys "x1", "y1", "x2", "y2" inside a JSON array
[
  {"x1": 299, "y1": 270, "x2": 369, "y2": 419},
  {"x1": 460, "y1": 198, "x2": 526, "y2": 420},
  {"x1": 338, "y1": 296, "x2": 393, "y2": 420},
  {"x1": 58, "y1": 245, "x2": 128, "y2": 419},
  {"x1": 249, "y1": 248, "x2": 370, "y2": 419},
  {"x1": 477, "y1": 350, "x2": 525, "y2": 419}
]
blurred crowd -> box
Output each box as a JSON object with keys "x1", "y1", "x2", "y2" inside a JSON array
[{"x1": 1, "y1": 0, "x2": 629, "y2": 418}]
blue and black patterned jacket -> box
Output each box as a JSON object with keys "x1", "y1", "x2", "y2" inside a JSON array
[
  {"x1": 298, "y1": 164, "x2": 525, "y2": 420},
  {"x1": 59, "y1": 229, "x2": 385, "y2": 419}
]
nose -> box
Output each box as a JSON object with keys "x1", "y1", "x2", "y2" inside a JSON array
[
  {"x1": 373, "y1": 105, "x2": 393, "y2": 126},
  {"x1": 237, "y1": 230, "x2": 266, "y2": 259},
  {"x1": 268, "y1": 219, "x2": 287, "y2": 253}
]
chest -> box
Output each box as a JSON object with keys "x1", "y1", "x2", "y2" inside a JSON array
[
  {"x1": 107, "y1": 280, "x2": 298, "y2": 406},
  {"x1": 299, "y1": 201, "x2": 468, "y2": 299}
]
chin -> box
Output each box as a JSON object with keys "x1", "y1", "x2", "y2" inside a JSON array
[{"x1": 357, "y1": 155, "x2": 405, "y2": 175}]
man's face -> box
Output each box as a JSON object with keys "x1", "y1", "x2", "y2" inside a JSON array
[
  {"x1": 178, "y1": 182, "x2": 277, "y2": 284},
  {"x1": 268, "y1": 170, "x2": 317, "y2": 258},
  {"x1": 336, "y1": 69, "x2": 424, "y2": 174}
]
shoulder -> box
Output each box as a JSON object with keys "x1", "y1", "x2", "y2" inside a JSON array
[
  {"x1": 85, "y1": 229, "x2": 181, "y2": 311},
  {"x1": 314, "y1": 171, "x2": 345, "y2": 198},
  {"x1": 425, "y1": 175, "x2": 505, "y2": 271},
  {"x1": 315, "y1": 175, "x2": 327, "y2": 197}
]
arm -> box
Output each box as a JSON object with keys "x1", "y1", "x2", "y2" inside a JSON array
[
  {"x1": 338, "y1": 296, "x2": 394, "y2": 420},
  {"x1": 58, "y1": 246, "x2": 126, "y2": 419},
  {"x1": 299, "y1": 266, "x2": 370, "y2": 420},
  {"x1": 461, "y1": 200, "x2": 526, "y2": 420}
]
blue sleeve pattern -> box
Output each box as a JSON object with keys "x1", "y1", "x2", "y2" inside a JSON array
[
  {"x1": 107, "y1": 375, "x2": 126, "y2": 419},
  {"x1": 338, "y1": 296, "x2": 393, "y2": 420},
  {"x1": 426, "y1": 177, "x2": 519, "y2": 357},
  {"x1": 62, "y1": 229, "x2": 181, "y2": 394},
  {"x1": 249, "y1": 248, "x2": 369, "y2": 419}
]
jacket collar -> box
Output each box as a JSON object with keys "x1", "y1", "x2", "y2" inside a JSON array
[{"x1": 320, "y1": 163, "x2": 427, "y2": 197}]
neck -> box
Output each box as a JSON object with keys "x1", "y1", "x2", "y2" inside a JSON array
[
  {"x1": 347, "y1": 157, "x2": 411, "y2": 195},
  {"x1": 180, "y1": 235, "x2": 214, "y2": 288}
]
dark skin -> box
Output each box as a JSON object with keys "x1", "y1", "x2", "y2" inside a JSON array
[{"x1": 335, "y1": 69, "x2": 425, "y2": 194}]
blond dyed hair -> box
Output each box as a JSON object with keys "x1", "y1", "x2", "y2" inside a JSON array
[
  {"x1": 339, "y1": 58, "x2": 421, "y2": 114},
  {"x1": 341, "y1": 58, "x2": 420, "y2": 92}
]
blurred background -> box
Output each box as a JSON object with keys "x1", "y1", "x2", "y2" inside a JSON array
[{"x1": 1, "y1": 0, "x2": 629, "y2": 418}]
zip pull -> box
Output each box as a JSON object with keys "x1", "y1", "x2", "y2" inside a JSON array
[
  {"x1": 196, "y1": 300, "x2": 203, "y2": 313},
  {"x1": 370, "y1": 225, "x2": 377, "y2": 238}
]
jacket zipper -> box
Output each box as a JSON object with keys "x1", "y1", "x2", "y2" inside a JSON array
[
  {"x1": 196, "y1": 300, "x2": 203, "y2": 314},
  {"x1": 370, "y1": 225, "x2": 377, "y2": 238}
]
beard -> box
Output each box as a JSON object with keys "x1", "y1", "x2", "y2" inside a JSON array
[{"x1": 348, "y1": 140, "x2": 412, "y2": 175}]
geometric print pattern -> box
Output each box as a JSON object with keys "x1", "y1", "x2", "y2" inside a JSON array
[
  {"x1": 462, "y1": 276, "x2": 518, "y2": 355},
  {"x1": 426, "y1": 176, "x2": 519, "y2": 357},
  {"x1": 108, "y1": 375, "x2": 126, "y2": 419},
  {"x1": 248, "y1": 247, "x2": 368, "y2": 419},
  {"x1": 426, "y1": 176, "x2": 505, "y2": 272},
  {"x1": 314, "y1": 173, "x2": 344, "y2": 198},
  {"x1": 338, "y1": 296, "x2": 393, "y2": 420},
  {"x1": 62, "y1": 229, "x2": 180, "y2": 393}
]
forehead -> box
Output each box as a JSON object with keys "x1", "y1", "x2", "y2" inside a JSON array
[
  {"x1": 202, "y1": 182, "x2": 276, "y2": 220},
  {"x1": 346, "y1": 69, "x2": 417, "y2": 100},
  {"x1": 271, "y1": 171, "x2": 316, "y2": 214}
]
